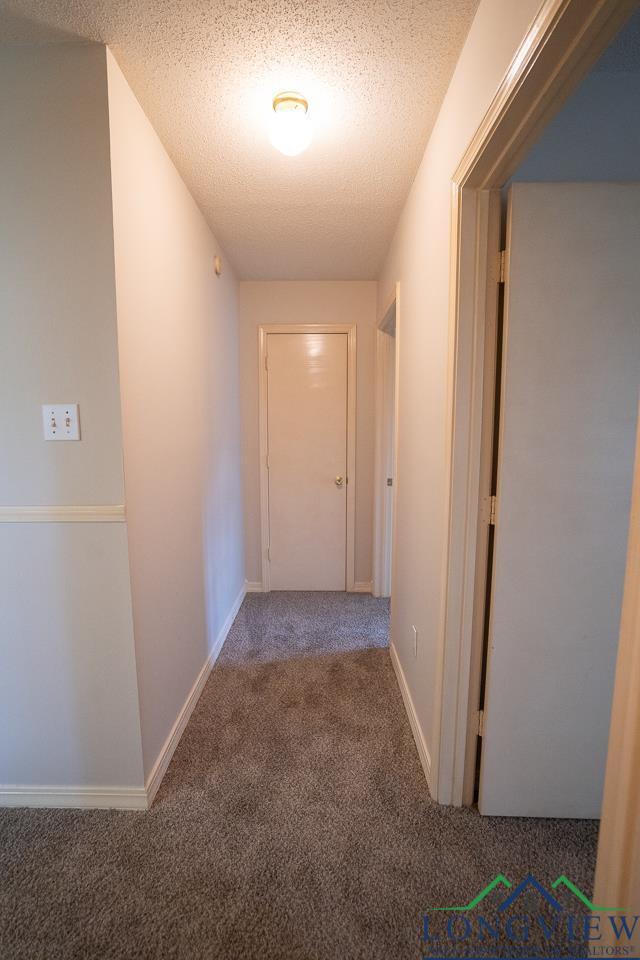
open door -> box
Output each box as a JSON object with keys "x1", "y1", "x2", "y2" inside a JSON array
[
  {"x1": 374, "y1": 313, "x2": 396, "y2": 598},
  {"x1": 478, "y1": 183, "x2": 640, "y2": 818}
]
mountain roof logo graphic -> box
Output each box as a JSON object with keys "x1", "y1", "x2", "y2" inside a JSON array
[{"x1": 426, "y1": 874, "x2": 627, "y2": 913}]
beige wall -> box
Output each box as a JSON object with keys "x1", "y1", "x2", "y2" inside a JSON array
[
  {"x1": 0, "y1": 45, "x2": 124, "y2": 505},
  {"x1": 0, "y1": 45, "x2": 144, "y2": 789},
  {"x1": 1, "y1": 522, "x2": 143, "y2": 787},
  {"x1": 1, "y1": 43, "x2": 246, "y2": 797},
  {"x1": 377, "y1": 0, "x2": 541, "y2": 784},
  {"x1": 239, "y1": 281, "x2": 377, "y2": 587},
  {"x1": 107, "y1": 52, "x2": 245, "y2": 779}
]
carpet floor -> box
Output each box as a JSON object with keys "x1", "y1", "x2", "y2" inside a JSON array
[{"x1": 0, "y1": 592, "x2": 598, "y2": 959}]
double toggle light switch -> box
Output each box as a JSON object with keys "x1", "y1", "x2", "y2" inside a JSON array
[{"x1": 42, "y1": 404, "x2": 80, "y2": 441}]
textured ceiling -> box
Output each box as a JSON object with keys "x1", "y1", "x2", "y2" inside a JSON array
[{"x1": 1, "y1": 0, "x2": 480, "y2": 278}]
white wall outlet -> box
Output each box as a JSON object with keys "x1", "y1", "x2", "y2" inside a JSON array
[
  {"x1": 412, "y1": 625, "x2": 418, "y2": 657},
  {"x1": 42, "y1": 404, "x2": 80, "y2": 441}
]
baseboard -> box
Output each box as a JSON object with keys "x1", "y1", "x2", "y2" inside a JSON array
[
  {"x1": 0, "y1": 785, "x2": 147, "y2": 810},
  {"x1": 389, "y1": 643, "x2": 433, "y2": 793},
  {"x1": 247, "y1": 580, "x2": 371, "y2": 593},
  {"x1": 351, "y1": 581, "x2": 373, "y2": 593},
  {"x1": 145, "y1": 581, "x2": 246, "y2": 806}
]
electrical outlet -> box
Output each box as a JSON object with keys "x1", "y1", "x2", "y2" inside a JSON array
[{"x1": 412, "y1": 625, "x2": 418, "y2": 657}]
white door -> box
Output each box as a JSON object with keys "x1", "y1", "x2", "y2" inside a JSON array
[
  {"x1": 266, "y1": 331, "x2": 348, "y2": 590},
  {"x1": 479, "y1": 183, "x2": 640, "y2": 818},
  {"x1": 381, "y1": 332, "x2": 396, "y2": 598}
]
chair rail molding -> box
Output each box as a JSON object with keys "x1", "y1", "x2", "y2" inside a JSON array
[{"x1": 0, "y1": 505, "x2": 126, "y2": 522}]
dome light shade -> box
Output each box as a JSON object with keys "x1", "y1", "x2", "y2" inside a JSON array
[{"x1": 270, "y1": 91, "x2": 311, "y2": 156}]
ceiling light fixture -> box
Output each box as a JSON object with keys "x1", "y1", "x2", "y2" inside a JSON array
[{"x1": 270, "y1": 91, "x2": 311, "y2": 157}]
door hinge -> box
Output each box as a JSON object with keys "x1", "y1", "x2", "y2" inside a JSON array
[
  {"x1": 498, "y1": 249, "x2": 507, "y2": 284},
  {"x1": 267, "y1": 545, "x2": 271, "y2": 561},
  {"x1": 489, "y1": 495, "x2": 497, "y2": 526},
  {"x1": 386, "y1": 477, "x2": 393, "y2": 487},
  {"x1": 477, "y1": 709, "x2": 486, "y2": 737},
  {"x1": 265, "y1": 453, "x2": 269, "y2": 469},
  {"x1": 264, "y1": 353, "x2": 268, "y2": 371}
]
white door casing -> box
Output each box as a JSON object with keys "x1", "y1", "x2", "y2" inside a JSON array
[
  {"x1": 258, "y1": 325, "x2": 356, "y2": 592},
  {"x1": 478, "y1": 183, "x2": 640, "y2": 818}
]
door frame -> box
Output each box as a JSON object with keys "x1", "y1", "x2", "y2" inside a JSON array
[
  {"x1": 434, "y1": 0, "x2": 638, "y2": 807},
  {"x1": 373, "y1": 284, "x2": 400, "y2": 598},
  {"x1": 258, "y1": 323, "x2": 357, "y2": 593},
  {"x1": 593, "y1": 412, "x2": 640, "y2": 922}
]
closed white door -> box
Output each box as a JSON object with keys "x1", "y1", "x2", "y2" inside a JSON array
[
  {"x1": 479, "y1": 183, "x2": 640, "y2": 818},
  {"x1": 267, "y1": 331, "x2": 348, "y2": 590}
]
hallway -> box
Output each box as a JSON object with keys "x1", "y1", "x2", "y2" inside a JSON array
[{"x1": 0, "y1": 594, "x2": 597, "y2": 960}]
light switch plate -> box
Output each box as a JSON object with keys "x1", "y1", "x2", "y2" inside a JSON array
[{"x1": 42, "y1": 403, "x2": 80, "y2": 441}]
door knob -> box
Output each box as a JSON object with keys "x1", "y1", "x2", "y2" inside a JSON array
[{"x1": 335, "y1": 475, "x2": 344, "y2": 487}]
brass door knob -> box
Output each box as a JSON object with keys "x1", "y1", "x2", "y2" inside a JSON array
[{"x1": 335, "y1": 475, "x2": 344, "y2": 487}]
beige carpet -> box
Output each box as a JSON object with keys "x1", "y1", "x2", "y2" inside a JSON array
[{"x1": 0, "y1": 592, "x2": 598, "y2": 959}]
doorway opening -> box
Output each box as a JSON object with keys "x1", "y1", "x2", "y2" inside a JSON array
[
  {"x1": 436, "y1": 0, "x2": 639, "y2": 811},
  {"x1": 475, "y1": 181, "x2": 639, "y2": 817}
]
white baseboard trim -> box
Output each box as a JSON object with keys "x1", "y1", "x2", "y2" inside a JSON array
[
  {"x1": 244, "y1": 580, "x2": 263, "y2": 593},
  {"x1": 0, "y1": 785, "x2": 147, "y2": 810},
  {"x1": 351, "y1": 581, "x2": 373, "y2": 593},
  {"x1": 389, "y1": 643, "x2": 433, "y2": 793},
  {"x1": 145, "y1": 581, "x2": 246, "y2": 806}
]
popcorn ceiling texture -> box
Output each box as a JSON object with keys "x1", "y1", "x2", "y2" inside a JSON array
[{"x1": 1, "y1": 0, "x2": 480, "y2": 278}]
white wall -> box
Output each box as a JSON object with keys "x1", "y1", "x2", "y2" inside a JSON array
[
  {"x1": 107, "y1": 52, "x2": 245, "y2": 780},
  {"x1": 377, "y1": 0, "x2": 542, "y2": 786},
  {"x1": 239, "y1": 281, "x2": 377, "y2": 588},
  {"x1": 0, "y1": 45, "x2": 144, "y2": 789}
]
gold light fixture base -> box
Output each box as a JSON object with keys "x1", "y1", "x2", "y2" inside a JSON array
[{"x1": 272, "y1": 91, "x2": 308, "y2": 114}]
